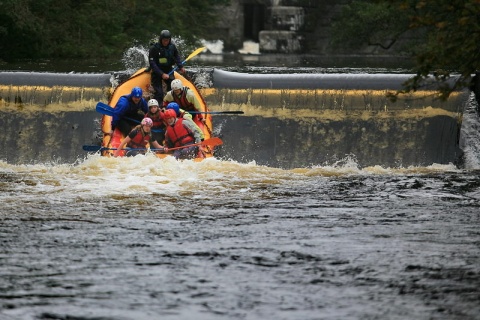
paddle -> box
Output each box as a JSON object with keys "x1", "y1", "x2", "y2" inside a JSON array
[
  {"x1": 190, "y1": 111, "x2": 244, "y2": 115},
  {"x1": 82, "y1": 137, "x2": 223, "y2": 153},
  {"x1": 95, "y1": 102, "x2": 164, "y2": 133},
  {"x1": 168, "y1": 46, "x2": 206, "y2": 75},
  {"x1": 97, "y1": 101, "x2": 242, "y2": 117},
  {"x1": 96, "y1": 102, "x2": 115, "y2": 116},
  {"x1": 164, "y1": 137, "x2": 222, "y2": 151}
]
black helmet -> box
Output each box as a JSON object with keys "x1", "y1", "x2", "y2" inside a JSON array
[{"x1": 160, "y1": 30, "x2": 171, "y2": 40}]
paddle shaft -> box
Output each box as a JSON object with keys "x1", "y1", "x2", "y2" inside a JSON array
[
  {"x1": 168, "y1": 47, "x2": 205, "y2": 75},
  {"x1": 83, "y1": 137, "x2": 222, "y2": 153},
  {"x1": 190, "y1": 111, "x2": 244, "y2": 115},
  {"x1": 84, "y1": 145, "x2": 195, "y2": 152},
  {"x1": 96, "y1": 102, "x2": 163, "y2": 133},
  {"x1": 97, "y1": 101, "x2": 241, "y2": 118}
]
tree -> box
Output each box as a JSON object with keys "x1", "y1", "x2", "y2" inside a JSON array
[
  {"x1": 331, "y1": 0, "x2": 480, "y2": 100},
  {"x1": 330, "y1": 1, "x2": 410, "y2": 52},
  {"x1": 0, "y1": 0, "x2": 230, "y2": 61}
]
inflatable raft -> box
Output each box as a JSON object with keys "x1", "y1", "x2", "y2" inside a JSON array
[{"x1": 100, "y1": 68, "x2": 215, "y2": 159}]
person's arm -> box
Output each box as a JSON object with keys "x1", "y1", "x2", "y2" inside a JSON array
[
  {"x1": 148, "y1": 46, "x2": 163, "y2": 76},
  {"x1": 114, "y1": 128, "x2": 137, "y2": 156},
  {"x1": 185, "y1": 90, "x2": 201, "y2": 111},
  {"x1": 140, "y1": 100, "x2": 148, "y2": 114},
  {"x1": 112, "y1": 97, "x2": 128, "y2": 130},
  {"x1": 114, "y1": 136, "x2": 131, "y2": 157},
  {"x1": 181, "y1": 109, "x2": 193, "y2": 120},
  {"x1": 163, "y1": 91, "x2": 174, "y2": 104},
  {"x1": 182, "y1": 120, "x2": 203, "y2": 144},
  {"x1": 151, "y1": 140, "x2": 164, "y2": 151},
  {"x1": 186, "y1": 90, "x2": 204, "y2": 122},
  {"x1": 184, "y1": 117, "x2": 205, "y2": 141},
  {"x1": 164, "y1": 135, "x2": 173, "y2": 149}
]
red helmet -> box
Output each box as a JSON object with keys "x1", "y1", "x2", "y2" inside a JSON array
[{"x1": 164, "y1": 109, "x2": 176, "y2": 120}]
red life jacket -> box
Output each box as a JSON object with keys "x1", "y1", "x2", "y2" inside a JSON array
[
  {"x1": 173, "y1": 88, "x2": 196, "y2": 112},
  {"x1": 146, "y1": 111, "x2": 164, "y2": 129},
  {"x1": 173, "y1": 88, "x2": 204, "y2": 122},
  {"x1": 127, "y1": 126, "x2": 151, "y2": 148},
  {"x1": 165, "y1": 118, "x2": 195, "y2": 147}
]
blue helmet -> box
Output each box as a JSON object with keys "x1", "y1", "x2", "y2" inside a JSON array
[
  {"x1": 131, "y1": 87, "x2": 143, "y2": 98},
  {"x1": 166, "y1": 102, "x2": 180, "y2": 116}
]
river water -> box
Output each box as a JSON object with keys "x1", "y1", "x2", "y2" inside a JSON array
[{"x1": 1, "y1": 54, "x2": 480, "y2": 320}]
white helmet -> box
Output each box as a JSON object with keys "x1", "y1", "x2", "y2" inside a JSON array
[
  {"x1": 147, "y1": 99, "x2": 159, "y2": 108},
  {"x1": 171, "y1": 79, "x2": 183, "y2": 90}
]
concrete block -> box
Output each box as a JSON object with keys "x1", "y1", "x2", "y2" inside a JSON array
[
  {"x1": 268, "y1": 6, "x2": 304, "y2": 31},
  {"x1": 259, "y1": 30, "x2": 303, "y2": 53}
]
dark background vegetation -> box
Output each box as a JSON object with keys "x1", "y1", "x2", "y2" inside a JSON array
[
  {"x1": 0, "y1": 0, "x2": 229, "y2": 61},
  {"x1": 0, "y1": 0, "x2": 479, "y2": 98},
  {"x1": 330, "y1": 0, "x2": 480, "y2": 100}
]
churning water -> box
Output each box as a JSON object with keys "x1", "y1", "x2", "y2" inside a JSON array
[
  {"x1": 1, "y1": 154, "x2": 480, "y2": 320},
  {"x1": 1, "y1": 58, "x2": 480, "y2": 319}
]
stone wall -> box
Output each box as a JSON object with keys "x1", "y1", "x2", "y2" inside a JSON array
[{"x1": 209, "y1": 0, "x2": 350, "y2": 54}]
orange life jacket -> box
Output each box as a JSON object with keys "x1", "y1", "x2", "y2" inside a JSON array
[{"x1": 165, "y1": 118, "x2": 195, "y2": 147}]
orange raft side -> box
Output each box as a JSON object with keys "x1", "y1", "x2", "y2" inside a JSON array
[{"x1": 100, "y1": 68, "x2": 213, "y2": 159}]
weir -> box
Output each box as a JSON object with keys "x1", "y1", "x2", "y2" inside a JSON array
[
  {"x1": 208, "y1": 69, "x2": 465, "y2": 112},
  {"x1": 200, "y1": 69, "x2": 470, "y2": 168},
  {"x1": 0, "y1": 70, "x2": 475, "y2": 168},
  {"x1": 0, "y1": 72, "x2": 112, "y2": 112}
]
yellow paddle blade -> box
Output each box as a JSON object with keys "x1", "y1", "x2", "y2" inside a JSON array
[{"x1": 185, "y1": 47, "x2": 206, "y2": 62}]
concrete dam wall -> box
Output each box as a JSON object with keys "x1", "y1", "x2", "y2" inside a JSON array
[{"x1": 0, "y1": 70, "x2": 473, "y2": 168}]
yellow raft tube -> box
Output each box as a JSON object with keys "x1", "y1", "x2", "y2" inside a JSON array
[{"x1": 100, "y1": 68, "x2": 214, "y2": 159}]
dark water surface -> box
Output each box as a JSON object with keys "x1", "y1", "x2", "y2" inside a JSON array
[
  {"x1": 1, "y1": 158, "x2": 479, "y2": 320},
  {"x1": 0, "y1": 54, "x2": 415, "y2": 73},
  {"x1": 1, "y1": 57, "x2": 480, "y2": 320}
]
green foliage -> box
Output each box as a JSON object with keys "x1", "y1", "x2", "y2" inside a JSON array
[
  {"x1": 331, "y1": 1, "x2": 410, "y2": 52},
  {"x1": 0, "y1": 0, "x2": 230, "y2": 61},
  {"x1": 332, "y1": 0, "x2": 480, "y2": 100},
  {"x1": 395, "y1": 0, "x2": 480, "y2": 100}
]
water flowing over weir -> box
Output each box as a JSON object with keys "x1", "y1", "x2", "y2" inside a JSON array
[
  {"x1": 0, "y1": 69, "x2": 478, "y2": 168},
  {"x1": 204, "y1": 69, "x2": 472, "y2": 168},
  {"x1": 0, "y1": 71, "x2": 114, "y2": 164},
  {"x1": 0, "y1": 71, "x2": 112, "y2": 105}
]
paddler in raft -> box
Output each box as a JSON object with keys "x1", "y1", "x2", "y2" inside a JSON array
[
  {"x1": 148, "y1": 29, "x2": 185, "y2": 101},
  {"x1": 111, "y1": 86, "x2": 148, "y2": 137},
  {"x1": 163, "y1": 79, "x2": 205, "y2": 123},
  {"x1": 165, "y1": 102, "x2": 204, "y2": 142},
  {"x1": 114, "y1": 118, "x2": 163, "y2": 157},
  {"x1": 145, "y1": 98, "x2": 166, "y2": 144},
  {"x1": 162, "y1": 109, "x2": 204, "y2": 160}
]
